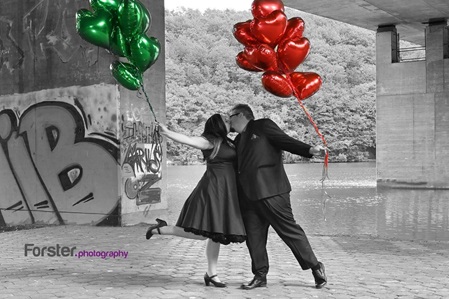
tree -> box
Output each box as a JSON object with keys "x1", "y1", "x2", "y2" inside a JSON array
[{"x1": 164, "y1": 8, "x2": 377, "y2": 164}]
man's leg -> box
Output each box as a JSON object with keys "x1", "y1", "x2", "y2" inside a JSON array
[
  {"x1": 242, "y1": 206, "x2": 270, "y2": 277},
  {"x1": 259, "y1": 193, "x2": 318, "y2": 270}
]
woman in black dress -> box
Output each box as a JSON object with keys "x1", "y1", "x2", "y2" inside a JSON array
[{"x1": 146, "y1": 114, "x2": 246, "y2": 287}]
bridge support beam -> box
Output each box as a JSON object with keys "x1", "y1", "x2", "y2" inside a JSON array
[{"x1": 376, "y1": 21, "x2": 449, "y2": 188}]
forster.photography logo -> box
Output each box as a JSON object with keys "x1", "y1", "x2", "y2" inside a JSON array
[{"x1": 24, "y1": 244, "x2": 128, "y2": 259}]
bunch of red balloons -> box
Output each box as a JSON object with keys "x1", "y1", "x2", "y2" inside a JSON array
[{"x1": 234, "y1": 0, "x2": 322, "y2": 100}]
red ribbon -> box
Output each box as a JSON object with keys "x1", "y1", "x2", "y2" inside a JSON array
[{"x1": 286, "y1": 76, "x2": 329, "y2": 182}]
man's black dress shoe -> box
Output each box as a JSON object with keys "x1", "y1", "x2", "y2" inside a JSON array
[
  {"x1": 240, "y1": 276, "x2": 267, "y2": 290},
  {"x1": 312, "y1": 262, "x2": 327, "y2": 289}
]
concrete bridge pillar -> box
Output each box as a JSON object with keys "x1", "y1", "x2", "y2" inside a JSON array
[{"x1": 376, "y1": 21, "x2": 449, "y2": 188}]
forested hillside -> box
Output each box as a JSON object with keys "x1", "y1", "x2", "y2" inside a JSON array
[{"x1": 164, "y1": 8, "x2": 377, "y2": 164}]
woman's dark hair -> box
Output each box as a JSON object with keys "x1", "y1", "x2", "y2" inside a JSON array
[{"x1": 202, "y1": 114, "x2": 228, "y2": 160}]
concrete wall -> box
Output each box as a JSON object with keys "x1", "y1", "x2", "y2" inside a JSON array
[
  {"x1": 118, "y1": 0, "x2": 167, "y2": 226},
  {"x1": 0, "y1": 0, "x2": 167, "y2": 226},
  {"x1": 376, "y1": 23, "x2": 449, "y2": 188}
]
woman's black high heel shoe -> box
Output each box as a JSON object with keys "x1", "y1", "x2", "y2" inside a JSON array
[
  {"x1": 145, "y1": 218, "x2": 167, "y2": 240},
  {"x1": 204, "y1": 273, "x2": 226, "y2": 288}
]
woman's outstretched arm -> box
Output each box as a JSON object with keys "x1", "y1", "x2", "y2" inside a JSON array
[{"x1": 158, "y1": 123, "x2": 213, "y2": 150}]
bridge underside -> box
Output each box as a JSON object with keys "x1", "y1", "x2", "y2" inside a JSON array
[
  {"x1": 284, "y1": 0, "x2": 449, "y2": 188},
  {"x1": 283, "y1": 0, "x2": 449, "y2": 45}
]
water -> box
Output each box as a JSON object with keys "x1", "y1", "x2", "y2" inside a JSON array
[{"x1": 166, "y1": 162, "x2": 449, "y2": 241}]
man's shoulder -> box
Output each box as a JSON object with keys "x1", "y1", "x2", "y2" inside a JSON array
[
  {"x1": 253, "y1": 118, "x2": 275, "y2": 126},
  {"x1": 252, "y1": 118, "x2": 279, "y2": 131}
]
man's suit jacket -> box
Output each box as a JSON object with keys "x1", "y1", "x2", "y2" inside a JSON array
[{"x1": 234, "y1": 119, "x2": 313, "y2": 201}]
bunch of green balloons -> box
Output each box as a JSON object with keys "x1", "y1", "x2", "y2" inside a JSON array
[{"x1": 76, "y1": 0, "x2": 160, "y2": 90}]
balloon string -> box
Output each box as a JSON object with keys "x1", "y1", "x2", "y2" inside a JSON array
[
  {"x1": 296, "y1": 99, "x2": 329, "y2": 180},
  {"x1": 285, "y1": 76, "x2": 329, "y2": 181},
  {"x1": 139, "y1": 84, "x2": 164, "y2": 169},
  {"x1": 321, "y1": 179, "x2": 332, "y2": 221},
  {"x1": 149, "y1": 123, "x2": 163, "y2": 173},
  {"x1": 286, "y1": 76, "x2": 330, "y2": 220},
  {"x1": 296, "y1": 99, "x2": 331, "y2": 220},
  {"x1": 140, "y1": 84, "x2": 158, "y2": 122}
]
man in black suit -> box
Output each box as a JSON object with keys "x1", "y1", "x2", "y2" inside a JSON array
[{"x1": 229, "y1": 104, "x2": 327, "y2": 290}]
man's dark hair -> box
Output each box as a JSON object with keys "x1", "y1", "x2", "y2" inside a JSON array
[{"x1": 232, "y1": 104, "x2": 255, "y2": 120}]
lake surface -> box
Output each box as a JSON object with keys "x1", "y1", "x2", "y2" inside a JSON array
[{"x1": 166, "y1": 162, "x2": 449, "y2": 242}]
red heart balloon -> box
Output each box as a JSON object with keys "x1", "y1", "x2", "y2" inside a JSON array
[
  {"x1": 290, "y1": 72, "x2": 322, "y2": 100},
  {"x1": 262, "y1": 71, "x2": 293, "y2": 98},
  {"x1": 281, "y1": 17, "x2": 305, "y2": 41},
  {"x1": 233, "y1": 20, "x2": 259, "y2": 47},
  {"x1": 277, "y1": 37, "x2": 310, "y2": 73},
  {"x1": 250, "y1": 10, "x2": 287, "y2": 47},
  {"x1": 238, "y1": 44, "x2": 278, "y2": 72},
  {"x1": 251, "y1": 0, "x2": 284, "y2": 19},
  {"x1": 236, "y1": 52, "x2": 261, "y2": 72}
]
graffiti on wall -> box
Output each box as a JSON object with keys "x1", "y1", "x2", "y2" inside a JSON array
[
  {"x1": 0, "y1": 101, "x2": 120, "y2": 226},
  {"x1": 121, "y1": 119, "x2": 162, "y2": 205}
]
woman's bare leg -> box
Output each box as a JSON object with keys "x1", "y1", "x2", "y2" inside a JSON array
[
  {"x1": 157, "y1": 226, "x2": 207, "y2": 240},
  {"x1": 153, "y1": 226, "x2": 222, "y2": 282},
  {"x1": 206, "y1": 239, "x2": 222, "y2": 282}
]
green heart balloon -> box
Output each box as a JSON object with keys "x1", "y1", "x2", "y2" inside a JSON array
[
  {"x1": 117, "y1": 0, "x2": 144, "y2": 40},
  {"x1": 111, "y1": 61, "x2": 142, "y2": 90},
  {"x1": 137, "y1": 1, "x2": 151, "y2": 33},
  {"x1": 129, "y1": 35, "x2": 160, "y2": 73},
  {"x1": 76, "y1": 9, "x2": 113, "y2": 49},
  {"x1": 110, "y1": 26, "x2": 129, "y2": 57},
  {"x1": 89, "y1": 0, "x2": 122, "y2": 15}
]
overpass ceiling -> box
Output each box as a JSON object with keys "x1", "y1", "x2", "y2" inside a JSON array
[{"x1": 283, "y1": 0, "x2": 449, "y2": 45}]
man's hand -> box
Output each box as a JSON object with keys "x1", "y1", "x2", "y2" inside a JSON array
[{"x1": 309, "y1": 145, "x2": 326, "y2": 156}]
